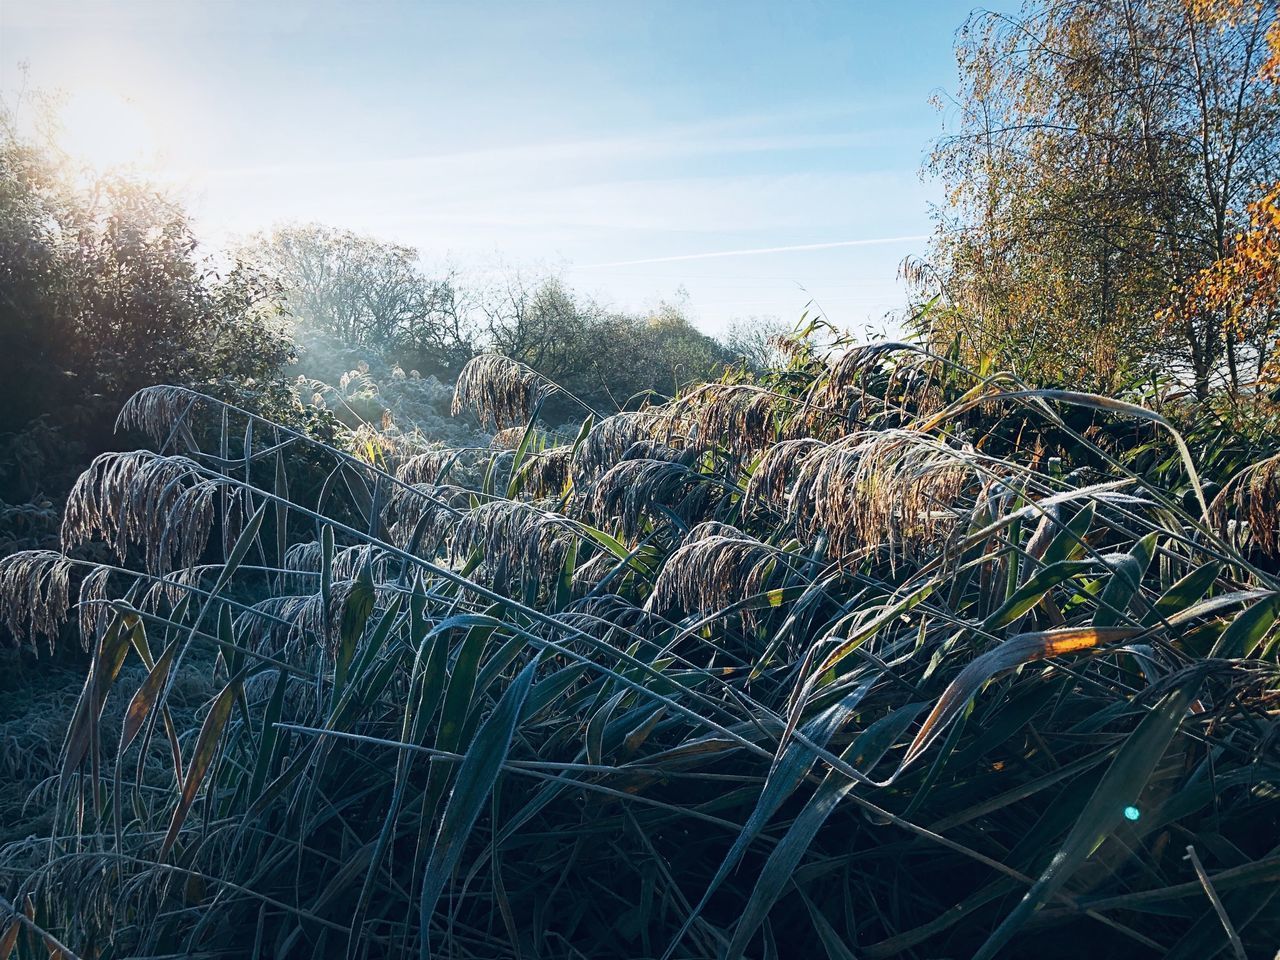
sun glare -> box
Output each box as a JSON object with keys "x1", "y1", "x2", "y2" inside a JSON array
[{"x1": 56, "y1": 89, "x2": 157, "y2": 170}]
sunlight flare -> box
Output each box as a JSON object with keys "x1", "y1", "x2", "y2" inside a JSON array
[{"x1": 56, "y1": 88, "x2": 157, "y2": 170}]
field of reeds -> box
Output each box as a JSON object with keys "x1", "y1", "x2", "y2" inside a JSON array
[{"x1": 1, "y1": 333, "x2": 1278, "y2": 959}]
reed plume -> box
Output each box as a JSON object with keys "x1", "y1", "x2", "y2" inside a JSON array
[
  {"x1": 790, "y1": 429, "x2": 973, "y2": 559},
  {"x1": 1210, "y1": 452, "x2": 1280, "y2": 557},
  {"x1": 451, "y1": 354, "x2": 545, "y2": 430},
  {"x1": 61, "y1": 451, "x2": 219, "y2": 574},
  {"x1": 331, "y1": 543, "x2": 392, "y2": 582},
  {"x1": 451, "y1": 500, "x2": 575, "y2": 597},
  {"x1": 76, "y1": 564, "x2": 114, "y2": 650},
  {"x1": 115, "y1": 384, "x2": 199, "y2": 448},
  {"x1": 382, "y1": 482, "x2": 471, "y2": 551},
  {"x1": 588, "y1": 458, "x2": 710, "y2": 540},
  {"x1": 283, "y1": 540, "x2": 324, "y2": 592},
  {"x1": 814, "y1": 343, "x2": 944, "y2": 428},
  {"x1": 677, "y1": 383, "x2": 780, "y2": 459},
  {"x1": 0, "y1": 550, "x2": 73, "y2": 652},
  {"x1": 571, "y1": 412, "x2": 671, "y2": 484},
  {"x1": 489, "y1": 426, "x2": 527, "y2": 450},
  {"x1": 518, "y1": 447, "x2": 574, "y2": 499},
  {"x1": 743, "y1": 438, "x2": 827, "y2": 513},
  {"x1": 396, "y1": 449, "x2": 459, "y2": 486},
  {"x1": 645, "y1": 523, "x2": 775, "y2": 623}
]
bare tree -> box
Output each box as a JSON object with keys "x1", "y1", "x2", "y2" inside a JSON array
[{"x1": 243, "y1": 224, "x2": 475, "y2": 372}]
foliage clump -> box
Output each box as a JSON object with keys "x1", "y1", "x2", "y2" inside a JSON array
[{"x1": 0, "y1": 329, "x2": 1277, "y2": 959}]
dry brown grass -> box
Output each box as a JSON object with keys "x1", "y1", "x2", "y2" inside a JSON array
[{"x1": 1210, "y1": 451, "x2": 1280, "y2": 556}]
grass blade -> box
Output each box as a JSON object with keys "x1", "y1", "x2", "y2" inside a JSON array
[
  {"x1": 972, "y1": 671, "x2": 1206, "y2": 960},
  {"x1": 418, "y1": 658, "x2": 538, "y2": 959},
  {"x1": 160, "y1": 667, "x2": 248, "y2": 859}
]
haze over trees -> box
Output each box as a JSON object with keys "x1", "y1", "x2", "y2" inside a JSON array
[
  {"x1": 0, "y1": 141, "x2": 771, "y2": 550},
  {"x1": 242, "y1": 224, "x2": 745, "y2": 417}
]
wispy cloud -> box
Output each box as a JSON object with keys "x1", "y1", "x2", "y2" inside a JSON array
[
  {"x1": 578, "y1": 235, "x2": 930, "y2": 268},
  {"x1": 166, "y1": 117, "x2": 894, "y2": 186}
]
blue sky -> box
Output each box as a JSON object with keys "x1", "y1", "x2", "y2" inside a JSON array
[{"x1": 2, "y1": 0, "x2": 976, "y2": 335}]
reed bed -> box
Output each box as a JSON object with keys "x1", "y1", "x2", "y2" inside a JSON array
[{"x1": 0, "y1": 344, "x2": 1278, "y2": 959}]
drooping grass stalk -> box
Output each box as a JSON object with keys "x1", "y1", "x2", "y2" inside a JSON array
[{"x1": 1, "y1": 343, "x2": 1277, "y2": 959}]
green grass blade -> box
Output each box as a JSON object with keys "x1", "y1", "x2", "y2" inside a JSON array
[
  {"x1": 418, "y1": 658, "x2": 537, "y2": 959},
  {"x1": 160, "y1": 666, "x2": 249, "y2": 860},
  {"x1": 723, "y1": 702, "x2": 925, "y2": 960},
  {"x1": 972, "y1": 671, "x2": 1206, "y2": 960}
]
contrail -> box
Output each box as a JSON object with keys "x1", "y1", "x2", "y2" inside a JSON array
[{"x1": 577, "y1": 234, "x2": 930, "y2": 269}]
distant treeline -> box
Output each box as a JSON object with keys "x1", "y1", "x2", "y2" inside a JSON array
[{"x1": 240, "y1": 223, "x2": 788, "y2": 418}]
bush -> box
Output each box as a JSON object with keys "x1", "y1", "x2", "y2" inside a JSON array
[{"x1": 0, "y1": 120, "x2": 300, "y2": 562}]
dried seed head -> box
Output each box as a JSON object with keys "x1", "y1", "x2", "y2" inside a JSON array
[
  {"x1": 743, "y1": 438, "x2": 827, "y2": 514},
  {"x1": 234, "y1": 593, "x2": 325, "y2": 655},
  {"x1": 159, "y1": 480, "x2": 220, "y2": 571},
  {"x1": 646, "y1": 526, "x2": 775, "y2": 623},
  {"x1": 0, "y1": 550, "x2": 73, "y2": 653},
  {"x1": 116, "y1": 385, "x2": 199, "y2": 448},
  {"x1": 349, "y1": 424, "x2": 403, "y2": 463},
  {"x1": 814, "y1": 345, "x2": 945, "y2": 428},
  {"x1": 77, "y1": 565, "x2": 114, "y2": 650},
  {"x1": 569, "y1": 552, "x2": 618, "y2": 595},
  {"x1": 571, "y1": 412, "x2": 672, "y2": 485},
  {"x1": 139, "y1": 565, "x2": 203, "y2": 613},
  {"x1": 780, "y1": 402, "x2": 847, "y2": 443},
  {"x1": 791, "y1": 430, "x2": 973, "y2": 560},
  {"x1": 685, "y1": 520, "x2": 745, "y2": 541},
  {"x1": 452, "y1": 354, "x2": 545, "y2": 430},
  {"x1": 676, "y1": 383, "x2": 780, "y2": 459},
  {"x1": 517, "y1": 447, "x2": 574, "y2": 499},
  {"x1": 810, "y1": 349, "x2": 874, "y2": 423},
  {"x1": 588, "y1": 458, "x2": 709, "y2": 540},
  {"x1": 232, "y1": 578, "x2": 389, "y2": 658},
  {"x1": 619, "y1": 440, "x2": 691, "y2": 464},
  {"x1": 489, "y1": 427, "x2": 527, "y2": 451},
  {"x1": 1211, "y1": 453, "x2": 1280, "y2": 556},
  {"x1": 284, "y1": 540, "x2": 324, "y2": 593},
  {"x1": 396, "y1": 448, "x2": 469, "y2": 486},
  {"x1": 382, "y1": 483, "x2": 471, "y2": 551},
  {"x1": 331, "y1": 544, "x2": 404, "y2": 586},
  {"x1": 451, "y1": 500, "x2": 575, "y2": 597},
  {"x1": 61, "y1": 452, "x2": 219, "y2": 574}
]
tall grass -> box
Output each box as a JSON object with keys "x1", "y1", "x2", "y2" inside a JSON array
[{"x1": 1, "y1": 342, "x2": 1278, "y2": 959}]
